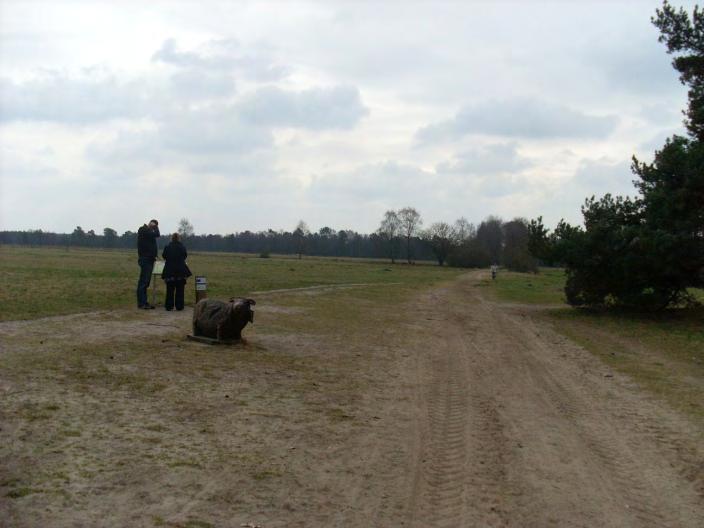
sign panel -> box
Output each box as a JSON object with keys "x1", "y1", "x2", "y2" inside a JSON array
[
  {"x1": 195, "y1": 276, "x2": 207, "y2": 291},
  {"x1": 152, "y1": 261, "x2": 165, "y2": 275}
]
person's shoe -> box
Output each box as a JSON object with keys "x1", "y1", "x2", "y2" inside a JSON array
[
  {"x1": 165, "y1": 307, "x2": 173, "y2": 311},
  {"x1": 141, "y1": 303, "x2": 156, "y2": 310}
]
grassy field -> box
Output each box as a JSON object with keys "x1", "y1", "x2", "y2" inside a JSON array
[
  {"x1": 0, "y1": 245, "x2": 461, "y2": 321},
  {"x1": 481, "y1": 267, "x2": 567, "y2": 305},
  {"x1": 483, "y1": 268, "x2": 704, "y2": 419}
]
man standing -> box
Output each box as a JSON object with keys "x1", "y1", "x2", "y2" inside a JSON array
[{"x1": 136, "y1": 219, "x2": 160, "y2": 309}]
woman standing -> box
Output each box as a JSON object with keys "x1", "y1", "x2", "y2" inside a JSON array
[{"x1": 161, "y1": 233, "x2": 192, "y2": 311}]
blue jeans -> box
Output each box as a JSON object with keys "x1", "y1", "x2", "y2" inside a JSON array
[{"x1": 136, "y1": 257, "x2": 155, "y2": 307}]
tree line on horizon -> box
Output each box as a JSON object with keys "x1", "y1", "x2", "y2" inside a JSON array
[
  {"x1": 376, "y1": 207, "x2": 536, "y2": 271},
  {"x1": 0, "y1": 210, "x2": 537, "y2": 271}
]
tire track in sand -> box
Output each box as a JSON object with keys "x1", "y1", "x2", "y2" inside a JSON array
[
  {"x1": 411, "y1": 328, "x2": 469, "y2": 527},
  {"x1": 407, "y1": 273, "x2": 703, "y2": 527},
  {"x1": 409, "y1": 291, "x2": 511, "y2": 528}
]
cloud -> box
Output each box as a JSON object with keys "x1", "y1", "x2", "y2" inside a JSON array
[
  {"x1": 0, "y1": 67, "x2": 236, "y2": 124},
  {"x1": 168, "y1": 70, "x2": 236, "y2": 100},
  {"x1": 435, "y1": 142, "x2": 532, "y2": 176},
  {"x1": 309, "y1": 161, "x2": 436, "y2": 203},
  {"x1": 416, "y1": 98, "x2": 618, "y2": 144},
  {"x1": 0, "y1": 35, "x2": 295, "y2": 124},
  {"x1": 152, "y1": 38, "x2": 288, "y2": 82},
  {"x1": 0, "y1": 73, "x2": 150, "y2": 123},
  {"x1": 159, "y1": 106, "x2": 272, "y2": 155},
  {"x1": 85, "y1": 104, "x2": 274, "y2": 177},
  {"x1": 572, "y1": 158, "x2": 636, "y2": 198},
  {"x1": 237, "y1": 85, "x2": 368, "y2": 130},
  {"x1": 586, "y1": 34, "x2": 679, "y2": 96},
  {"x1": 308, "y1": 150, "x2": 535, "y2": 210},
  {"x1": 638, "y1": 101, "x2": 684, "y2": 127}
]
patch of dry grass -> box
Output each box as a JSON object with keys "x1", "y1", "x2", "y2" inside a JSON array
[
  {"x1": 482, "y1": 266, "x2": 704, "y2": 420},
  {"x1": 548, "y1": 307, "x2": 704, "y2": 419}
]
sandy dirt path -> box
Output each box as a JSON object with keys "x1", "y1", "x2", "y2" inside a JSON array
[
  {"x1": 1, "y1": 271, "x2": 703, "y2": 527},
  {"x1": 405, "y1": 272, "x2": 704, "y2": 527}
]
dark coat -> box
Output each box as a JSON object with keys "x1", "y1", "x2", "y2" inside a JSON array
[
  {"x1": 137, "y1": 224, "x2": 160, "y2": 259},
  {"x1": 161, "y1": 241, "x2": 192, "y2": 280}
]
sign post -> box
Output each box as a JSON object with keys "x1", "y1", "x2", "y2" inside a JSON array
[
  {"x1": 151, "y1": 260, "x2": 165, "y2": 307},
  {"x1": 195, "y1": 276, "x2": 208, "y2": 303}
]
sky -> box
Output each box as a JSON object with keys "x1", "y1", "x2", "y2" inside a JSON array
[{"x1": 0, "y1": 0, "x2": 693, "y2": 235}]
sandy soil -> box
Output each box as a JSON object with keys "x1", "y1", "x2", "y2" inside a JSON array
[{"x1": 1, "y1": 272, "x2": 703, "y2": 527}]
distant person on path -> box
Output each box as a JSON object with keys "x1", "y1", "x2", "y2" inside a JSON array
[
  {"x1": 491, "y1": 264, "x2": 498, "y2": 280},
  {"x1": 136, "y1": 219, "x2": 160, "y2": 309},
  {"x1": 161, "y1": 232, "x2": 192, "y2": 311}
]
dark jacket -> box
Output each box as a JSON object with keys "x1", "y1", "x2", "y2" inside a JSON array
[
  {"x1": 137, "y1": 224, "x2": 160, "y2": 259},
  {"x1": 161, "y1": 241, "x2": 192, "y2": 280}
]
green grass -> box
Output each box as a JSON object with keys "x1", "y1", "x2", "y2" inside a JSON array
[
  {"x1": 0, "y1": 245, "x2": 462, "y2": 321},
  {"x1": 5, "y1": 487, "x2": 43, "y2": 498},
  {"x1": 183, "y1": 520, "x2": 215, "y2": 528},
  {"x1": 483, "y1": 267, "x2": 567, "y2": 305}
]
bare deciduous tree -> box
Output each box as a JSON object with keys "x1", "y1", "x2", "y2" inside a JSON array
[
  {"x1": 422, "y1": 221, "x2": 456, "y2": 266},
  {"x1": 377, "y1": 210, "x2": 401, "y2": 263},
  {"x1": 178, "y1": 218, "x2": 195, "y2": 239},
  {"x1": 398, "y1": 207, "x2": 422, "y2": 263},
  {"x1": 476, "y1": 215, "x2": 503, "y2": 264},
  {"x1": 293, "y1": 220, "x2": 310, "y2": 259},
  {"x1": 453, "y1": 217, "x2": 475, "y2": 244},
  {"x1": 503, "y1": 217, "x2": 537, "y2": 272}
]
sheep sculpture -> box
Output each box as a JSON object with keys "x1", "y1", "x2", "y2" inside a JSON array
[{"x1": 192, "y1": 297, "x2": 256, "y2": 341}]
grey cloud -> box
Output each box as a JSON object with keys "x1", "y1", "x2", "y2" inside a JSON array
[
  {"x1": 303, "y1": 157, "x2": 539, "y2": 233},
  {"x1": 309, "y1": 155, "x2": 531, "y2": 206},
  {"x1": 532, "y1": 157, "x2": 638, "y2": 226},
  {"x1": 85, "y1": 130, "x2": 164, "y2": 170},
  {"x1": 638, "y1": 127, "x2": 686, "y2": 154},
  {"x1": 0, "y1": 74, "x2": 149, "y2": 123},
  {"x1": 436, "y1": 143, "x2": 532, "y2": 198},
  {"x1": 638, "y1": 102, "x2": 683, "y2": 127},
  {"x1": 152, "y1": 38, "x2": 226, "y2": 69},
  {"x1": 152, "y1": 38, "x2": 288, "y2": 82},
  {"x1": 586, "y1": 35, "x2": 679, "y2": 96},
  {"x1": 238, "y1": 85, "x2": 368, "y2": 130},
  {"x1": 160, "y1": 106, "x2": 272, "y2": 155},
  {"x1": 85, "y1": 103, "x2": 273, "y2": 178},
  {"x1": 572, "y1": 158, "x2": 635, "y2": 197},
  {"x1": 309, "y1": 161, "x2": 437, "y2": 203},
  {"x1": 436, "y1": 142, "x2": 532, "y2": 176},
  {"x1": 475, "y1": 173, "x2": 529, "y2": 198},
  {"x1": 169, "y1": 70, "x2": 235, "y2": 100},
  {"x1": 416, "y1": 98, "x2": 618, "y2": 144},
  {"x1": 0, "y1": 67, "x2": 236, "y2": 124},
  {"x1": 87, "y1": 105, "x2": 273, "y2": 164}
]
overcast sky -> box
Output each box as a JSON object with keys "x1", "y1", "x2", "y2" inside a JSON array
[{"x1": 0, "y1": 0, "x2": 693, "y2": 235}]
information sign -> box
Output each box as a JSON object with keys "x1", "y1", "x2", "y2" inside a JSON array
[{"x1": 152, "y1": 261, "x2": 165, "y2": 275}]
